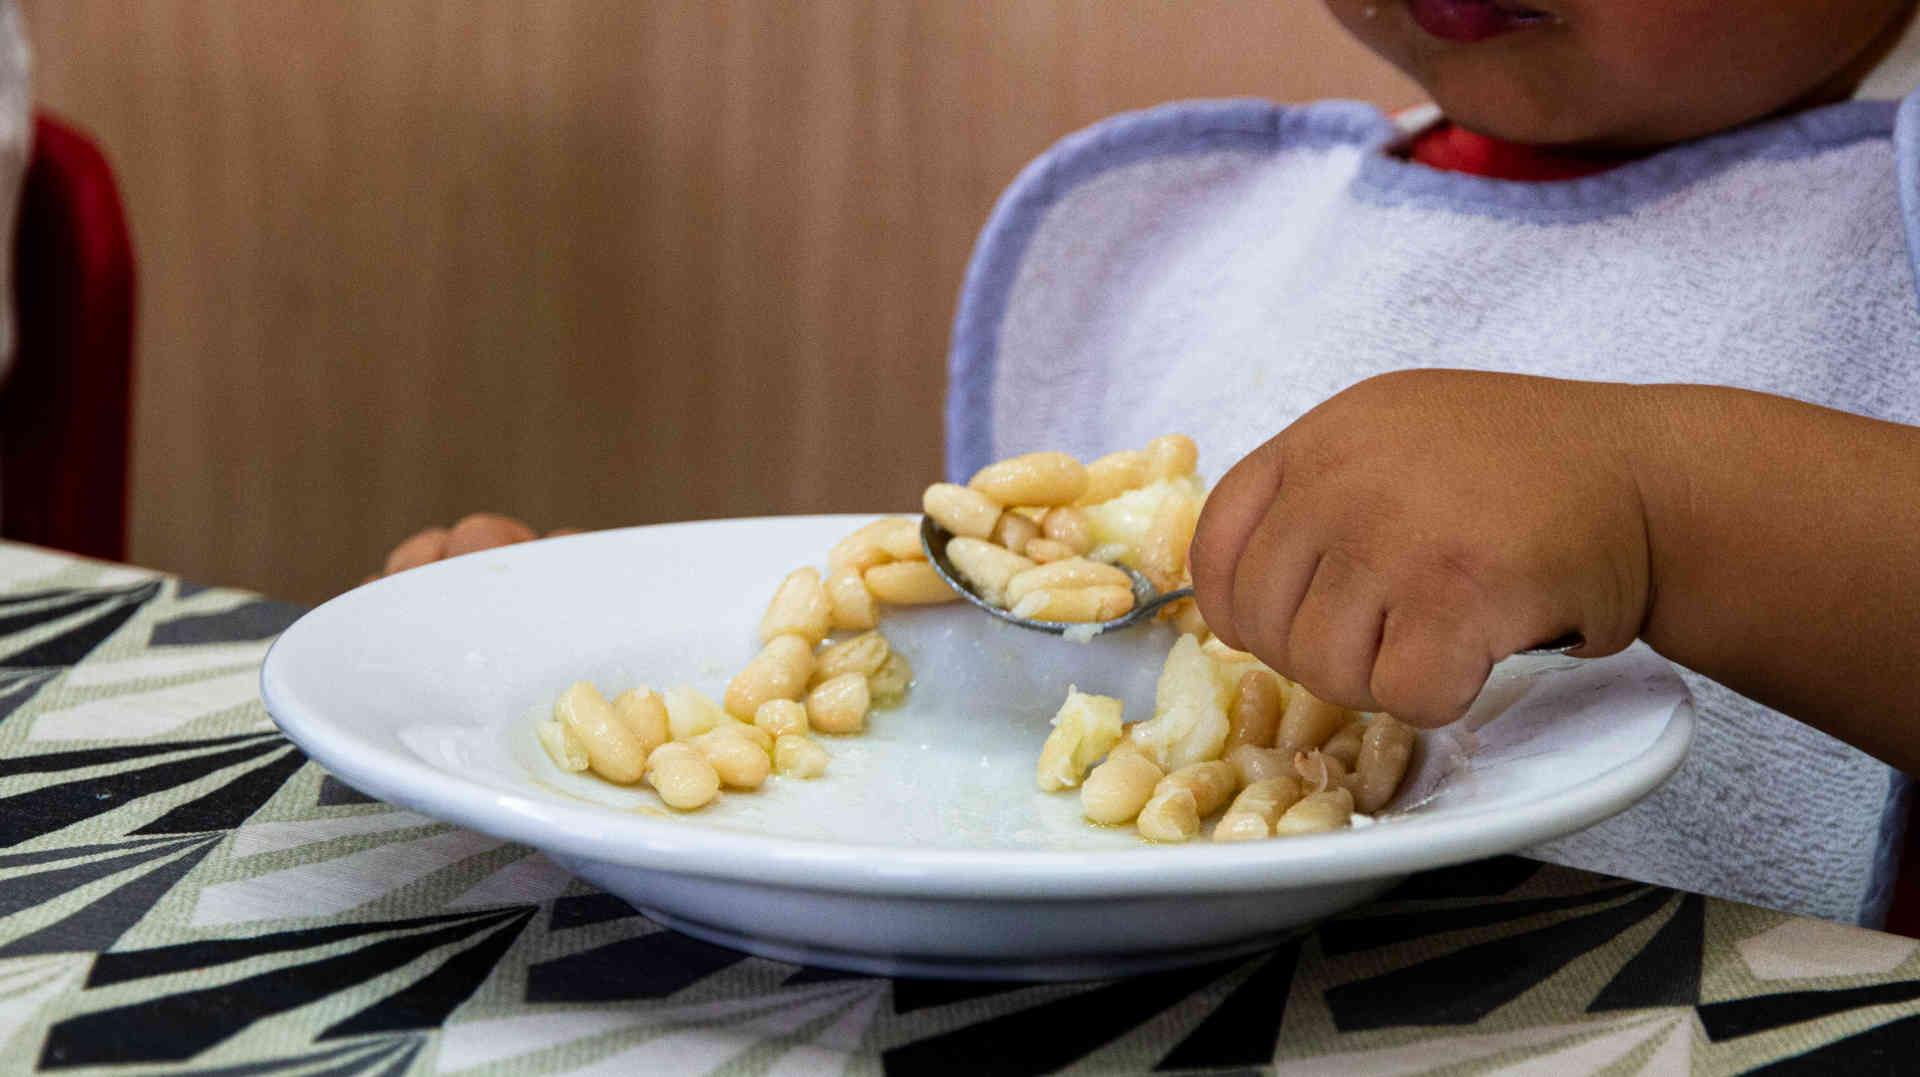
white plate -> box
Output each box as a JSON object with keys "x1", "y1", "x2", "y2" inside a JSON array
[{"x1": 262, "y1": 515, "x2": 1693, "y2": 980}]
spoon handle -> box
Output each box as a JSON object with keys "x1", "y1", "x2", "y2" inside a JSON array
[
  {"x1": 1517, "y1": 632, "x2": 1584, "y2": 657},
  {"x1": 1133, "y1": 586, "x2": 1194, "y2": 619}
]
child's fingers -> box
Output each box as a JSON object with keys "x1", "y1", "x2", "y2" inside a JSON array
[
  {"x1": 383, "y1": 527, "x2": 450, "y2": 576},
  {"x1": 445, "y1": 513, "x2": 538, "y2": 558},
  {"x1": 1371, "y1": 603, "x2": 1492, "y2": 727},
  {"x1": 1225, "y1": 498, "x2": 1322, "y2": 678},
  {"x1": 1284, "y1": 547, "x2": 1389, "y2": 711},
  {"x1": 1188, "y1": 437, "x2": 1289, "y2": 651}
]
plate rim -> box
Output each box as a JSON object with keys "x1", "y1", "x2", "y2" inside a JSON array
[{"x1": 261, "y1": 516, "x2": 1695, "y2": 901}]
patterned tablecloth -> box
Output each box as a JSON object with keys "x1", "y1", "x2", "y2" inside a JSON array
[{"x1": 3, "y1": 541, "x2": 1919, "y2": 1075}]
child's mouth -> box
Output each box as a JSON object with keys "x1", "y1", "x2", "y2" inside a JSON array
[{"x1": 1405, "y1": 0, "x2": 1555, "y2": 43}]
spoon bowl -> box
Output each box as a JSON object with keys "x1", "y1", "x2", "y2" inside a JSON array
[{"x1": 920, "y1": 516, "x2": 1192, "y2": 638}]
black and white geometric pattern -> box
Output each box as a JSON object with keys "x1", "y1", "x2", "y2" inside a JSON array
[{"x1": 2, "y1": 547, "x2": 1919, "y2": 1074}]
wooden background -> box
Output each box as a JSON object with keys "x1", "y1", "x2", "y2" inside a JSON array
[{"x1": 19, "y1": 1, "x2": 1414, "y2": 605}]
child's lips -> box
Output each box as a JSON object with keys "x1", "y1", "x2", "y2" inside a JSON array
[{"x1": 1405, "y1": 0, "x2": 1555, "y2": 43}]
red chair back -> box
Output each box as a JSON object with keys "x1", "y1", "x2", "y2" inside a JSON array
[{"x1": 1, "y1": 111, "x2": 135, "y2": 562}]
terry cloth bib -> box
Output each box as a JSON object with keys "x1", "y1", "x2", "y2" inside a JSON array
[{"x1": 946, "y1": 95, "x2": 1920, "y2": 927}]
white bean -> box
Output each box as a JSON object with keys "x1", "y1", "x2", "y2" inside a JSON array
[
  {"x1": 813, "y1": 630, "x2": 892, "y2": 684},
  {"x1": 759, "y1": 566, "x2": 833, "y2": 646},
  {"x1": 554, "y1": 681, "x2": 647, "y2": 783},
  {"x1": 829, "y1": 517, "x2": 908, "y2": 575},
  {"x1": 1021, "y1": 537, "x2": 1076, "y2": 564},
  {"x1": 945, "y1": 536, "x2": 1036, "y2": 608},
  {"x1": 692, "y1": 726, "x2": 771, "y2": 790},
  {"x1": 754, "y1": 698, "x2": 810, "y2": 738},
  {"x1": 1009, "y1": 585, "x2": 1134, "y2": 623},
  {"x1": 1225, "y1": 670, "x2": 1284, "y2": 750},
  {"x1": 1081, "y1": 751, "x2": 1163, "y2": 825},
  {"x1": 1077, "y1": 450, "x2": 1148, "y2": 505},
  {"x1": 1277, "y1": 686, "x2": 1347, "y2": 754},
  {"x1": 1228, "y1": 776, "x2": 1304, "y2": 823},
  {"x1": 1225, "y1": 744, "x2": 1291, "y2": 787},
  {"x1": 825, "y1": 567, "x2": 879, "y2": 631},
  {"x1": 663, "y1": 684, "x2": 727, "y2": 741},
  {"x1": 1143, "y1": 433, "x2": 1199, "y2": 480},
  {"x1": 611, "y1": 688, "x2": 670, "y2": 758},
  {"x1": 1352, "y1": 715, "x2": 1415, "y2": 813},
  {"x1": 1212, "y1": 812, "x2": 1272, "y2": 842},
  {"x1": 646, "y1": 742, "x2": 721, "y2": 810},
  {"x1": 723, "y1": 718, "x2": 773, "y2": 754},
  {"x1": 923, "y1": 482, "x2": 1004, "y2": 539},
  {"x1": 1273, "y1": 787, "x2": 1354, "y2": 836},
  {"x1": 1322, "y1": 717, "x2": 1367, "y2": 770},
  {"x1": 1006, "y1": 558, "x2": 1133, "y2": 605},
  {"x1": 1136, "y1": 787, "x2": 1201, "y2": 842},
  {"x1": 991, "y1": 511, "x2": 1040, "y2": 555},
  {"x1": 1213, "y1": 776, "x2": 1304, "y2": 843},
  {"x1": 867, "y1": 651, "x2": 913, "y2": 707},
  {"x1": 725, "y1": 634, "x2": 816, "y2": 720},
  {"x1": 1138, "y1": 490, "x2": 1200, "y2": 593},
  {"x1": 863, "y1": 560, "x2": 959, "y2": 605},
  {"x1": 1039, "y1": 507, "x2": 1094, "y2": 555},
  {"x1": 806, "y1": 672, "x2": 871, "y2": 734},
  {"x1": 1154, "y1": 760, "x2": 1239, "y2": 817},
  {"x1": 773, "y1": 733, "x2": 829, "y2": 778},
  {"x1": 535, "y1": 719, "x2": 589, "y2": 772},
  {"x1": 968, "y1": 451, "x2": 1089, "y2": 506},
  {"x1": 875, "y1": 517, "x2": 927, "y2": 561}
]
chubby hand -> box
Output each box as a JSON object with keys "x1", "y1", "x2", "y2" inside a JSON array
[
  {"x1": 1188, "y1": 370, "x2": 1653, "y2": 728},
  {"x1": 376, "y1": 512, "x2": 579, "y2": 580}
]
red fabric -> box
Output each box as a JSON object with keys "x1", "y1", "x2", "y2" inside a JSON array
[
  {"x1": 1888, "y1": 823, "x2": 1920, "y2": 938},
  {"x1": 1406, "y1": 121, "x2": 1631, "y2": 181},
  {"x1": 1, "y1": 112, "x2": 136, "y2": 562}
]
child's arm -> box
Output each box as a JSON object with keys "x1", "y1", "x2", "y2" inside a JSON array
[{"x1": 1186, "y1": 369, "x2": 1920, "y2": 772}]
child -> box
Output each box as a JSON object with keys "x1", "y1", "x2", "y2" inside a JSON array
[
  {"x1": 944, "y1": 0, "x2": 1920, "y2": 926},
  {"x1": 391, "y1": 0, "x2": 1920, "y2": 926}
]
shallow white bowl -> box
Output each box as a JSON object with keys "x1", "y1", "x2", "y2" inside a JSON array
[{"x1": 262, "y1": 515, "x2": 1693, "y2": 980}]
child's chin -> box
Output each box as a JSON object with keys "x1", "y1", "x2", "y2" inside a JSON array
[
  {"x1": 1435, "y1": 105, "x2": 1592, "y2": 148},
  {"x1": 1422, "y1": 77, "x2": 1623, "y2": 149},
  {"x1": 1443, "y1": 96, "x2": 1713, "y2": 154}
]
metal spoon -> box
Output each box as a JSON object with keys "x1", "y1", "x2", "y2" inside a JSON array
[
  {"x1": 920, "y1": 516, "x2": 1190, "y2": 638},
  {"x1": 920, "y1": 514, "x2": 1583, "y2": 654}
]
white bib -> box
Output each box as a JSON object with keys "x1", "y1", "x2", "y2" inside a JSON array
[{"x1": 947, "y1": 95, "x2": 1920, "y2": 925}]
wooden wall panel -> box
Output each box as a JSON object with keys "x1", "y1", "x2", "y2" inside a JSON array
[{"x1": 18, "y1": 1, "x2": 1416, "y2": 604}]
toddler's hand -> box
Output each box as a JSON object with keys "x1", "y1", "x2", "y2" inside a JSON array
[
  {"x1": 376, "y1": 512, "x2": 577, "y2": 580},
  {"x1": 1188, "y1": 370, "x2": 1652, "y2": 728}
]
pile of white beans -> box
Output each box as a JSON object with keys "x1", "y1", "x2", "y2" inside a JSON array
[
  {"x1": 538, "y1": 432, "x2": 1415, "y2": 833},
  {"x1": 1034, "y1": 634, "x2": 1415, "y2": 842},
  {"x1": 534, "y1": 521, "x2": 942, "y2": 811},
  {"x1": 924, "y1": 434, "x2": 1207, "y2": 626}
]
